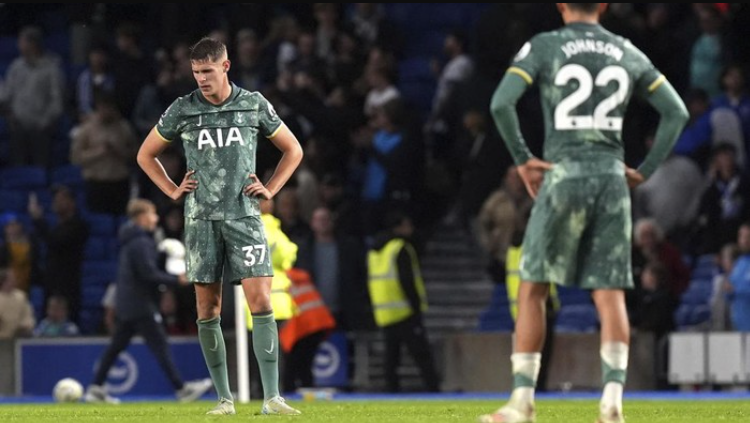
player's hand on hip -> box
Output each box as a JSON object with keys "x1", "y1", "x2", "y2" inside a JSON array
[
  {"x1": 244, "y1": 174, "x2": 272, "y2": 200},
  {"x1": 625, "y1": 167, "x2": 645, "y2": 188},
  {"x1": 517, "y1": 157, "x2": 553, "y2": 199},
  {"x1": 170, "y1": 170, "x2": 198, "y2": 200}
]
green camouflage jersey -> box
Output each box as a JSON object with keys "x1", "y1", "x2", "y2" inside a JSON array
[
  {"x1": 506, "y1": 22, "x2": 664, "y2": 164},
  {"x1": 156, "y1": 83, "x2": 283, "y2": 220}
]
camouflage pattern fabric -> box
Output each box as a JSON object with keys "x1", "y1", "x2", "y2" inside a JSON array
[{"x1": 184, "y1": 215, "x2": 273, "y2": 284}]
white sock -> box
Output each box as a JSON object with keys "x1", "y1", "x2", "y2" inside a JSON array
[
  {"x1": 600, "y1": 342, "x2": 628, "y2": 412},
  {"x1": 510, "y1": 352, "x2": 541, "y2": 406}
]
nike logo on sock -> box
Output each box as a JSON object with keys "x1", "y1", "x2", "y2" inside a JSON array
[
  {"x1": 264, "y1": 339, "x2": 275, "y2": 355},
  {"x1": 209, "y1": 335, "x2": 219, "y2": 352}
]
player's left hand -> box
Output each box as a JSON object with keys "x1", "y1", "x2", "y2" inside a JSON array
[
  {"x1": 243, "y1": 174, "x2": 273, "y2": 200},
  {"x1": 625, "y1": 167, "x2": 645, "y2": 188}
]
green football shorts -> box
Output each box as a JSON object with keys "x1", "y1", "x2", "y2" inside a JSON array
[
  {"x1": 184, "y1": 215, "x2": 273, "y2": 284},
  {"x1": 520, "y1": 158, "x2": 634, "y2": 290}
]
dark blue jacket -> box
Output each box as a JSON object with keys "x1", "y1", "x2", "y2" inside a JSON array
[{"x1": 115, "y1": 221, "x2": 178, "y2": 321}]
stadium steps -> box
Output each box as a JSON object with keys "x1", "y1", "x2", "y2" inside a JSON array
[{"x1": 351, "y1": 215, "x2": 495, "y2": 392}]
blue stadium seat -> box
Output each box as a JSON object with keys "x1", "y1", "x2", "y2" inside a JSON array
[
  {"x1": 0, "y1": 190, "x2": 27, "y2": 213},
  {"x1": 477, "y1": 284, "x2": 515, "y2": 332},
  {"x1": 84, "y1": 237, "x2": 112, "y2": 261},
  {"x1": 556, "y1": 285, "x2": 592, "y2": 306},
  {"x1": 398, "y1": 58, "x2": 433, "y2": 82},
  {"x1": 0, "y1": 166, "x2": 47, "y2": 190},
  {"x1": 84, "y1": 213, "x2": 117, "y2": 237},
  {"x1": 0, "y1": 36, "x2": 18, "y2": 62},
  {"x1": 691, "y1": 305, "x2": 711, "y2": 326},
  {"x1": 554, "y1": 304, "x2": 599, "y2": 332},
  {"x1": 78, "y1": 308, "x2": 104, "y2": 335},
  {"x1": 679, "y1": 284, "x2": 711, "y2": 306},
  {"x1": 82, "y1": 285, "x2": 107, "y2": 308},
  {"x1": 674, "y1": 304, "x2": 693, "y2": 328},
  {"x1": 82, "y1": 260, "x2": 118, "y2": 287},
  {"x1": 50, "y1": 165, "x2": 84, "y2": 188}
]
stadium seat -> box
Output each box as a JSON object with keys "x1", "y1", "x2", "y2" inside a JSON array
[
  {"x1": 0, "y1": 190, "x2": 27, "y2": 213},
  {"x1": 82, "y1": 260, "x2": 118, "y2": 287},
  {"x1": 0, "y1": 166, "x2": 47, "y2": 190},
  {"x1": 84, "y1": 213, "x2": 117, "y2": 237},
  {"x1": 554, "y1": 304, "x2": 599, "y2": 332},
  {"x1": 50, "y1": 165, "x2": 84, "y2": 188},
  {"x1": 679, "y1": 284, "x2": 711, "y2": 306},
  {"x1": 477, "y1": 284, "x2": 515, "y2": 332},
  {"x1": 84, "y1": 237, "x2": 112, "y2": 261},
  {"x1": 556, "y1": 285, "x2": 592, "y2": 306}
]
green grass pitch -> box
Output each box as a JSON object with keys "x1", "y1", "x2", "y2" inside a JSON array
[{"x1": 1, "y1": 399, "x2": 748, "y2": 422}]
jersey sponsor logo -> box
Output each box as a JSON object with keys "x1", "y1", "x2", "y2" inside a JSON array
[{"x1": 197, "y1": 127, "x2": 246, "y2": 150}]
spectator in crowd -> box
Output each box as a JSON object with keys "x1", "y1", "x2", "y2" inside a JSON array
[
  {"x1": 454, "y1": 109, "x2": 508, "y2": 230},
  {"x1": 297, "y1": 206, "x2": 371, "y2": 331},
  {"x1": 630, "y1": 261, "x2": 676, "y2": 390},
  {"x1": 160, "y1": 287, "x2": 197, "y2": 336},
  {"x1": 367, "y1": 210, "x2": 440, "y2": 393},
  {"x1": 710, "y1": 243, "x2": 739, "y2": 331},
  {"x1": 229, "y1": 28, "x2": 273, "y2": 92},
  {"x1": 0, "y1": 267, "x2": 35, "y2": 339},
  {"x1": 477, "y1": 165, "x2": 533, "y2": 283},
  {"x1": 84, "y1": 199, "x2": 210, "y2": 404},
  {"x1": 694, "y1": 143, "x2": 750, "y2": 255},
  {"x1": 0, "y1": 25, "x2": 65, "y2": 168},
  {"x1": 708, "y1": 63, "x2": 748, "y2": 166},
  {"x1": 0, "y1": 213, "x2": 40, "y2": 294},
  {"x1": 632, "y1": 218, "x2": 691, "y2": 304},
  {"x1": 426, "y1": 30, "x2": 475, "y2": 161},
  {"x1": 317, "y1": 172, "x2": 361, "y2": 239},
  {"x1": 362, "y1": 64, "x2": 400, "y2": 120},
  {"x1": 33, "y1": 295, "x2": 80, "y2": 337},
  {"x1": 355, "y1": 98, "x2": 423, "y2": 237},
  {"x1": 75, "y1": 44, "x2": 115, "y2": 122},
  {"x1": 633, "y1": 132, "x2": 705, "y2": 246},
  {"x1": 689, "y1": 4, "x2": 726, "y2": 98},
  {"x1": 70, "y1": 92, "x2": 139, "y2": 215},
  {"x1": 111, "y1": 22, "x2": 154, "y2": 120},
  {"x1": 29, "y1": 185, "x2": 89, "y2": 326},
  {"x1": 275, "y1": 187, "x2": 313, "y2": 249},
  {"x1": 728, "y1": 223, "x2": 750, "y2": 331}
]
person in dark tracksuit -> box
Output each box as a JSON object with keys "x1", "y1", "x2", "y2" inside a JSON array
[
  {"x1": 84, "y1": 199, "x2": 212, "y2": 403},
  {"x1": 367, "y1": 210, "x2": 440, "y2": 393}
]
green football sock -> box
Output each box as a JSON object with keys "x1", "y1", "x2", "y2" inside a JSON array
[
  {"x1": 252, "y1": 311, "x2": 280, "y2": 400},
  {"x1": 197, "y1": 317, "x2": 234, "y2": 401}
]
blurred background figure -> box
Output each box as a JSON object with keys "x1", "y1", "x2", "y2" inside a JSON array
[
  {"x1": 0, "y1": 267, "x2": 35, "y2": 340},
  {"x1": 0, "y1": 25, "x2": 64, "y2": 168},
  {"x1": 33, "y1": 295, "x2": 80, "y2": 337},
  {"x1": 0, "y1": 213, "x2": 39, "y2": 295},
  {"x1": 367, "y1": 209, "x2": 440, "y2": 393}
]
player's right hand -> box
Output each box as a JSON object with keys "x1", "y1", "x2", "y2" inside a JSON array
[
  {"x1": 170, "y1": 170, "x2": 198, "y2": 200},
  {"x1": 517, "y1": 157, "x2": 553, "y2": 199}
]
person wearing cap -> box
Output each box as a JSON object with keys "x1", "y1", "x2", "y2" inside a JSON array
[{"x1": 83, "y1": 198, "x2": 212, "y2": 404}]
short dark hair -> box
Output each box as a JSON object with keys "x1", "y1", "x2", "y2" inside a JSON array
[
  {"x1": 566, "y1": 3, "x2": 601, "y2": 14},
  {"x1": 190, "y1": 37, "x2": 227, "y2": 62}
]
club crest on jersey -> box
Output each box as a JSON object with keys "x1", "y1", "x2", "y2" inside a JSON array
[{"x1": 197, "y1": 127, "x2": 245, "y2": 150}]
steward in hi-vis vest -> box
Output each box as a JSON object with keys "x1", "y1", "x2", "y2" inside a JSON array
[{"x1": 366, "y1": 210, "x2": 440, "y2": 393}]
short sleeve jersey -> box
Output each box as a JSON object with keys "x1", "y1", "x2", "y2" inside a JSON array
[
  {"x1": 508, "y1": 22, "x2": 663, "y2": 163},
  {"x1": 156, "y1": 83, "x2": 283, "y2": 220}
]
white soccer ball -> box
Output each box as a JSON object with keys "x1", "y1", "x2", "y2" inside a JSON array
[{"x1": 53, "y1": 378, "x2": 84, "y2": 403}]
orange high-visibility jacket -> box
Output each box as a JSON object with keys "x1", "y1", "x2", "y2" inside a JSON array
[{"x1": 279, "y1": 267, "x2": 337, "y2": 353}]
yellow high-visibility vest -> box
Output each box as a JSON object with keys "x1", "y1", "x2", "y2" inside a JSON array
[
  {"x1": 367, "y1": 238, "x2": 427, "y2": 327},
  {"x1": 506, "y1": 245, "x2": 559, "y2": 321},
  {"x1": 245, "y1": 213, "x2": 296, "y2": 329}
]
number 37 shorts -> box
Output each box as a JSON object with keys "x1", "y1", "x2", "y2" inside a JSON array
[{"x1": 184, "y1": 215, "x2": 273, "y2": 284}]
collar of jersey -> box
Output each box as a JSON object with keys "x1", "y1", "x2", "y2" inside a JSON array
[{"x1": 197, "y1": 82, "x2": 239, "y2": 108}]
